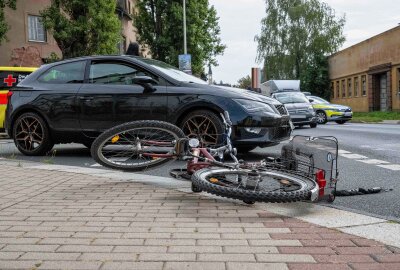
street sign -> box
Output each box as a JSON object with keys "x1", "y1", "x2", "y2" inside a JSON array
[{"x1": 179, "y1": 54, "x2": 192, "y2": 74}]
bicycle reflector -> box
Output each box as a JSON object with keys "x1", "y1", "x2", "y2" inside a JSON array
[
  {"x1": 0, "y1": 91, "x2": 12, "y2": 105},
  {"x1": 315, "y1": 170, "x2": 326, "y2": 197},
  {"x1": 111, "y1": 135, "x2": 120, "y2": 143}
]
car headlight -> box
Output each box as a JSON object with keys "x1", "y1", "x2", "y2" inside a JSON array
[
  {"x1": 308, "y1": 105, "x2": 314, "y2": 112},
  {"x1": 234, "y1": 99, "x2": 275, "y2": 113}
]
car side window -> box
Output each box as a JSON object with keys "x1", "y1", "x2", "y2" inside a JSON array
[
  {"x1": 38, "y1": 61, "x2": 85, "y2": 84},
  {"x1": 89, "y1": 61, "x2": 159, "y2": 85}
]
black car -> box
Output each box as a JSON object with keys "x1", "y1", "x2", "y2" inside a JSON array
[{"x1": 5, "y1": 55, "x2": 292, "y2": 156}]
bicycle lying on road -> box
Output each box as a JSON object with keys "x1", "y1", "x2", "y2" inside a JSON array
[{"x1": 91, "y1": 112, "x2": 339, "y2": 204}]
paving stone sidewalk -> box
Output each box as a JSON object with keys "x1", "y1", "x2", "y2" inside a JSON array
[{"x1": 0, "y1": 163, "x2": 399, "y2": 270}]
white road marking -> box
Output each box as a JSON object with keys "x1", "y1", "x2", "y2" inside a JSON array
[
  {"x1": 90, "y1": 163, "x2": 102, "y2": 167},
  {"x1": 377, "y1": 164, "x2": 400, "y2": 171},
  {"x1": 358, "y1": 159, "x2": 390, "y2": 165},
  {"x1": 340, "y1": 153, "x2": 368, "y2": 159},
  {"x1": 337, "y1": 150, "x2": 400, "y2": 171}
]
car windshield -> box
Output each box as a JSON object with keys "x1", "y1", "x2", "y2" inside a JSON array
[
  {"x1": 310, "y1": 96, "x2": 330, "y2": 104},
  {"x1": 136, "y1": 57, "x2": 207, "y2": 85},
  {"x1": 274, "y1": 93, "x2": 309, "y2": 104}
]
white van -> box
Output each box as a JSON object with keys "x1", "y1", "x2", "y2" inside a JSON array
[{"x1": 260, "y1": 80, "x2": 300, "y2": 96}]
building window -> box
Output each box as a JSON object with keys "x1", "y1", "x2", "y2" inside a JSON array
[
  {"x1": 128, "y1": 0, "x2": 132, "y2": 14},
  {"x1": 398, "y1": 68, "x2": 400, "y2": 95},
  {"x1": 28, "y1": 15, "x2": 46, "y2": 42},
  {"x1": 347, "y1": 78, "x2": 352, "y2": 97},
  {"x1": 361, "y1": 75, "x2": 367, "y2": 96},
  {"x1": 330, "y1": 82, "x2": 334, "y2": 98},
  {"x1": 354, "y1": 77, "x2": 359, "y2": 97},
  {"x1": 336, "y1": 81, "x2": 339, "y2": 99},
  {"x1": 341, "y1": 80, "x2": 346, "y2": 98}
]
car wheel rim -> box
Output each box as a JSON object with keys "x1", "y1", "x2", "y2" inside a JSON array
[
  {"x1": 14, "y1": 116, "x2": 44, "y2": 152},
  {"x1": 316, "y1": 112, "x2": 326, "y2": 124},
  {"x1": 182, "y1": 115, "x2": 219, "y2": 146}
]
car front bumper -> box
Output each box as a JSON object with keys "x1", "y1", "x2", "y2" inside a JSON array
[
  {"x1": 327, "y1": 112, "x2": 353, "y2": 121},
  {"x1": 289, "y1": 112, "x2": 317, "y2": 126},
  {"x1": 232, "y1": 115, "x2": 292, "y2": 147}
]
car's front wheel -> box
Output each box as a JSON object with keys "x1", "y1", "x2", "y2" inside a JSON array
[
  {"x1": 316, "y1": 111, "x2": 327, "y2": 124},
  {"x1": 180, "y1": 110, "x2": 224, "y2": 147},
  {"x1": 13, "y1": 112, "x2": 54, "y2": 156}
]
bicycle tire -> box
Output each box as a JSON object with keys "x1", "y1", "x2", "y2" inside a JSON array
[
  {"x1": 91, "y1": 121, "x2": 185, "y2": 171},
  {"x1": 191, "y1": 167, "x2": 316, "y2": 203}
]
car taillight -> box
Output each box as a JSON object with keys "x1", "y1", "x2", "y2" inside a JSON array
[{"x1": 7, "y1": 91, "x2": 13, "y2": 98}]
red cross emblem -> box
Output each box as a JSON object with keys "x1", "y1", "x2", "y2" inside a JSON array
[{"x1": 4, "y1": 74, "x2": 17, "y2": 87}]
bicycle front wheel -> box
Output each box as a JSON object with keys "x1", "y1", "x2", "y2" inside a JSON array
[
  {"x1": 191, "y1": 168, "x2": 316, "y2": 203},
  {"x1": 91, "y1": 121, "x2": 185, "y2": 171}
]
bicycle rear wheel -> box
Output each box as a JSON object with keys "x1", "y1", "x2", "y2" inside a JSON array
[
  {"x1": 91, "y1": 121, "x2": 185, "y2": 171},
  {"x1": 191, "y1": 167, "x2": 315, "y2": 203}
]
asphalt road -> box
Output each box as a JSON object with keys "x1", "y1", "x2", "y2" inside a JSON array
[{"x1": 1, "y1": 122, "x2": 400, "y2": 221}]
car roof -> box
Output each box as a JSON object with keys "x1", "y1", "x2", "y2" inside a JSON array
[
  {"x1": 0, "y1": 66, "x2": 37, "y2": 72},
  {"x1": 274, "y1": 91, "x2": 305, "y2": 96}
]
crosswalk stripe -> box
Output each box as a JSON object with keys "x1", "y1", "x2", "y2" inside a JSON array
[
  {"x1": 340, "y1": 153, "x2": 368, "y2": 159},
  {"x1": 377, "y1": 164, "x2": 400, "y2": 171},
  {"x1": 358, "y1": 159, "x2": 390, "y2": 165}
]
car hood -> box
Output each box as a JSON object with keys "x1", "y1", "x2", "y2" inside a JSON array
[
  {"x1": 211, "y1": 85, "x2": 281, "y2": 105},
  {"x1": 314, "y1": 103, "x2": 351, "y2": 110},
  {"x1": 283, "y1": 103, "x2": 311, "y2": 110},
  {"x1": 330, "y1": 104, "x2": 351, "y2": 110}
]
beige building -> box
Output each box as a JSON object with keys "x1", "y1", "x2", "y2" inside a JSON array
[
  {"x1": 328, "y1": 26, "x2": 400, "y2": 112},
  {"x1": 0, "y1": 0, "x2": 140, "y2": 67}
]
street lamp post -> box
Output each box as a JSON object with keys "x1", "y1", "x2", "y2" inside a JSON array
[{"x1": 183, "y1": 0, "x2": 187, "y2": 54}]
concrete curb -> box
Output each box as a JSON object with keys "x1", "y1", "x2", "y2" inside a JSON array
[{"x1": 1, "y1": 158, "x2": 400, "y2": 249}]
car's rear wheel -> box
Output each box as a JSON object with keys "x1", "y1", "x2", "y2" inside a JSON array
[
  {"x1": 13, "y1": 112, "x2": 54, "y2": 156},
  {"x1": 316, "y1": 111, "x2": 327, "y2": 124},
  {"x1": 180, "y1": 110, "x2": 224, "y2": 147}
]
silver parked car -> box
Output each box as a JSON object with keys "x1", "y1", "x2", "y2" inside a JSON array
[{"x1": 271, "y1": 92, "x2": 317, "y2": 128}]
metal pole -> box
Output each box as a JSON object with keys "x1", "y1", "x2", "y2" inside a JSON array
[{"x1": 183, "y1": 0, "x2": 187, "y2": 54}]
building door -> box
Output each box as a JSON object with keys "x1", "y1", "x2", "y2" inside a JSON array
[{"x1": 379, "y1": 74, "x2": 387, "y2": 111}]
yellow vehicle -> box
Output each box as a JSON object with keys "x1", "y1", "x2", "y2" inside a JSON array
[
  {"x1": 0, "y1": 67, "x2": 37, "y2": 132},
  {"x1": 308, "y1": 95, "x2": 353, "y2": 124}
]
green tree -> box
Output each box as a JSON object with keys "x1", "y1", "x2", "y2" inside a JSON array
[
  {"x1": 256, "y1": 0, "x2": 345, "y2": 82},
  {"x1": 40, "y1": 0, "x2": 121, "y2": 59},
  {"x1": 300, "y1": 54, "x2": 330, "y2": 99},
  {"x1": 0, "y1": 0, "x2": 16, "y2": 45},
  {"x1": 135, "y1": 0, "x2": 226, "y2": 75},
  {"x1": 235, "y1": 75, "x2": 251, "y2": 89}
]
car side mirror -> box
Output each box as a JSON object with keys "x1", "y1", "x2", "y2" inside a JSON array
[
  {"x1": 132, "y1": 76, "x2": 158, "y2": 92},
  {"x1": 308, "y1": 99, "x2": 314, "y2": 103}
]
